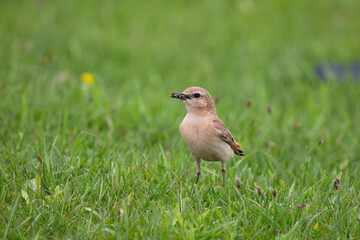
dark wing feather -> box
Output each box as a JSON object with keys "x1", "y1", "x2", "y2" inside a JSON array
[{"x1": 213, "y1": 119, "x2": 244, "y2": 156}]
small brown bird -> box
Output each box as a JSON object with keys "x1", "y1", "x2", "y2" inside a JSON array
[{"x1": 170, "y1": 87, "x2": 244, "y2": 188}]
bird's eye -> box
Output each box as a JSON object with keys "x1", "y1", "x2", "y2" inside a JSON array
[{"x1": 194, "y1": 93, "x2": 201, "y2": 98}]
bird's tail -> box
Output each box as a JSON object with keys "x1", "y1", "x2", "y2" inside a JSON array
[{"x1": 234, "y1": 142, "x2": 245, "y2": 156}]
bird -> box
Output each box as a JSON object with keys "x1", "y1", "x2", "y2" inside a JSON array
[{"x1": 170, "y1": 86, "x2": 244, "y2": 188}]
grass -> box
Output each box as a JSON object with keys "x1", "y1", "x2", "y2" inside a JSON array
[{"x1": 1, "y1": 0, "x2": 360, "y2": 239}]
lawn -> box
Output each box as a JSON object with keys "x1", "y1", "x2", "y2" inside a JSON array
[{"x1": 1, "y1": 0, "x2": 360, "y2": 239}]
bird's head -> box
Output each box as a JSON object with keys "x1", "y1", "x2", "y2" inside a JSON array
[{"x1": 170, "y1": 87, "x2": 215, "y2": 114}]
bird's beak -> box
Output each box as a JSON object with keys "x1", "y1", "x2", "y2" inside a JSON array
[{"x1": 170, "y1": 92, "x2": 187, "y2": 100}]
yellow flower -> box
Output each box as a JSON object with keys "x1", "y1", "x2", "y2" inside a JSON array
[{"x1": 81, "y1": 72, "x2": 94, "y2": 85}]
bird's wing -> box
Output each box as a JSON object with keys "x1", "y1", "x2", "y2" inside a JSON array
[{"x1": 212, "y1": 118, "x2": 244, "y2": 156}]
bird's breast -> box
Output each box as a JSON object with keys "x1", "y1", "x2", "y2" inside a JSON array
[{"x1": 179, "y1": 115, "x2": 234, "y2": 162}]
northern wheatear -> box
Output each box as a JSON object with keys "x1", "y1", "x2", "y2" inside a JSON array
[{"x1": 170, "y1": 87, "x2": 244, "y2": 188}]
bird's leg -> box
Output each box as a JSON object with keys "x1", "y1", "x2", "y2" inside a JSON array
[
  {"x1": 193, "y1": 159, "x2": 201, "y2": 194},
  {"x1": 195, "y1": 171, "x2": 201, "y2": 185},
  {"x1": 221, "y1": 162, "x2": 226, "y2": 188},
  {"x1": 195, "y1": 159, "x2": 201, "y2": 185}
]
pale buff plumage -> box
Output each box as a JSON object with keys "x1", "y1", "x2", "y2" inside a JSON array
[{"x1": 170, "y1": 87, "x2": 244, "y2": 188}]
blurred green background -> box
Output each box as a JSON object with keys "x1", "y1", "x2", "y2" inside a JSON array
[{"x1": 1, "y1": 0, "x2": 360, "y2": 239}]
